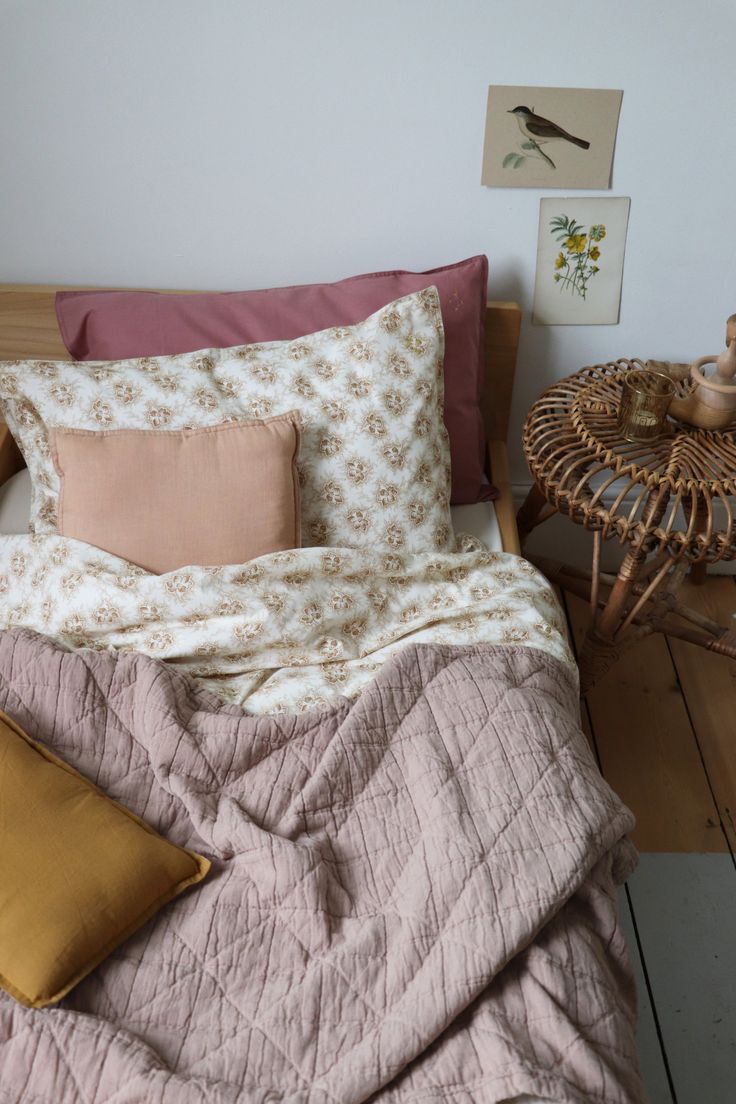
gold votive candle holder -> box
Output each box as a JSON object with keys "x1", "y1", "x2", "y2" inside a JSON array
[{"x1": 617, "y1": 369, "x2": 675, "y2": 442}]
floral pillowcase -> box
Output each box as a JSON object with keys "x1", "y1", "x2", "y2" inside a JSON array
[{"x1": 0, "y1": 287, "x2": 455, "y2": 555}]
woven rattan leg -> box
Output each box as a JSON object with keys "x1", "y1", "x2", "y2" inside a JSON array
[
  {"x1": 689, "y1": 493, "x2": 710, "y2": 585},
  {"x1": 516, "y1": 482, "x2": 549, "y2": 544}
]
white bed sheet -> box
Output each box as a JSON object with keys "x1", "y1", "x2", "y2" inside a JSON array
[{"x1": 0, "y1": 468, "x2": 505, "y2": 551}]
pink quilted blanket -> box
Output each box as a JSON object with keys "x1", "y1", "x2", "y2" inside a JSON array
[{"x1": 0, "y1": 629, "x2": 645, "y2": 1103}]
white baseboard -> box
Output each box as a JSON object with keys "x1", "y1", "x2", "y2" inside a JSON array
[{"x1": 511, "y1": 482, "x2": 736, "y2": 576}]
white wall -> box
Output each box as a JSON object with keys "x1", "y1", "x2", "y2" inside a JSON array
[{"x1": 2, "y1": 0, "x2": 735, "y2": 484}]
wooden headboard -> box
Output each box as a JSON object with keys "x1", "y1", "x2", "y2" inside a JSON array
[{"x1": 0, "y1": 284, "x2": 522, "y2": 552}]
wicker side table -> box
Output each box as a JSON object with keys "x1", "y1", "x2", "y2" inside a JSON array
[{"x1": 517, "y1": 360, "x2": 736, "y2": 693}]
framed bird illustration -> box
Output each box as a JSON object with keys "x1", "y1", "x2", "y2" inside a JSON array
[{"x1": 481, "y1": 85, "x2": 623, "y2": 189}]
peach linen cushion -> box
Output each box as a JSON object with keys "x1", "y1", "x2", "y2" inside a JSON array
[{"x1": 49, "y1": 414, "x2": 300, "y2": 574}]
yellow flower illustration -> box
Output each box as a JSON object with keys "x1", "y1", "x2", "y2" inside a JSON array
[
  {"x1": 554, "y1": 252, "x2": 566, "y2": 270},
  {"x1": 565, "y1": 234, "x2": 587, "y2": 254},
  {"x1": 589, "y1": 246, "x2": 601, "y2": 261}
]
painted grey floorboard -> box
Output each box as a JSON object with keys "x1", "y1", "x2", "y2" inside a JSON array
[
  {"x1": 618, "y1": 887, "x2": 675, "y2": 1103},
  {"x1": 626, "y1": 854, "x2": 736, "y2": 1104}
]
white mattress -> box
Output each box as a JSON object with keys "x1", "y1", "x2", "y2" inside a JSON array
[{"x1": 0, "y1": 468, "x2": 505, "y2": 552}]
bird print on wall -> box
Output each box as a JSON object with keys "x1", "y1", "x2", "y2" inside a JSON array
[{"x1": 506, "y1": 105, "x2": 590, "y2": 170}]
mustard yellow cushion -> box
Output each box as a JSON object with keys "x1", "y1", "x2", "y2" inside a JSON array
[{"x1": 0, "y1": 709, "x2": 210, "y2": 1009}]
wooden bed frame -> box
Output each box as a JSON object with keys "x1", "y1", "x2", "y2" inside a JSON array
[{"x1": 0, "y1": 285, "x2": 522, "y2": 554}]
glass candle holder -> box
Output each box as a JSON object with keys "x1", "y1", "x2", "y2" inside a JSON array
[{"x1": 617, "y1": 369, "x2": 675, "y2": 442}]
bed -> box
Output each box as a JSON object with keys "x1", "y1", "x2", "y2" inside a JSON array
[{"x1": 0, "y1": 277, "x2": 646, "y2": 1103}]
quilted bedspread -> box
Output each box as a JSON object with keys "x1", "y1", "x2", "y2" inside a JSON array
[{"x1": 0, "y1": 628, "x2": 645, "y2": 1104}]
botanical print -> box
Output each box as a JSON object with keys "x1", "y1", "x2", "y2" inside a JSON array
[
  {"x1": 0, "y1": 534, "x2": 574, "y2": 715},
  {"x1": 0, "y1": 288, "x2": 454, "y2": 556},
  {"x1": 533, "y1": 197, "x2": 631, "y2": 326},
  {"x1": 482, "y1": 86, "x2": 623, "y2": 190},
  {"x1": 550, "y1": 215, "x2": 606, "y2": 300}
]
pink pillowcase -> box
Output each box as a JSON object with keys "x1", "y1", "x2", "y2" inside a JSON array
[
  {"x1": 49, "y1": 415, "x2": 301, "y2": 575},
  {"x1": 55, "y1": 256, "x2": 494, "y2": 505}
]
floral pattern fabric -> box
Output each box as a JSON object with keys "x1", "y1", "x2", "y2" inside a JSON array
[
  {"x1": 0, "y1": 289, "x2": 455, "y2": 555},
  {"x1": 0, "y1": 534, "x2": 575, "y2": 715}
]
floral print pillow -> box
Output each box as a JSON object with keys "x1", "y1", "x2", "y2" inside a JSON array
[{"x1": 0, "y1": 288, "x2": 455, "y2": 554}]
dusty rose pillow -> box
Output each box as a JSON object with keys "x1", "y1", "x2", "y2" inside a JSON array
[
  {"x1": 54, "y1": 256, "x2": 494, "y2": 505},
  {"x1": 49, "y1": 414, "x2": 301, "y2": 574}
]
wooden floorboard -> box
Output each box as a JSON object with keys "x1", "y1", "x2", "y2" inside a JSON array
[
  {"x1": 557, "y1": 577, "x2": 736, "y2": 1103},
  {"x1": 667, "y1": 577, "x2": 736, "y2": 852},
  {"x1": 626, "y1": 854, "x2": 736, "y2": 1104},
  {"x1": 617, "y1": 887, "x2": 675, "y2": 1104},
  {"x1": 565, "y1": 592, "x2": 729, "y2": 853}
]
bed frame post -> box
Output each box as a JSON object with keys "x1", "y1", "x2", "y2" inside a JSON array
[{"x1": 484, "y1": 301, "x2": 522, "y2": 555}]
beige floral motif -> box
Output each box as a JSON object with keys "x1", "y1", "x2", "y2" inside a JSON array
[
  {"x1": 113, "y1": 382, "x2": 141, "y2": 406},
  {"x1": 165, "y1": 572, "x2": 195, "y2": 598},
  {"x1": 10, "y1": 552, "x2": 27, "y2": 576},
  {"x1": 299, "y1": 602, "x2": 323, "y2": 626},
  {"x1": 154, "y1": 373, "x2": 179, "y2": 393},
  {"x1": 376, "y1": 483, "x2": 399, "y2": 508},
  {"x1": 387, "y1": 351, "x2": 411, "y2": 378},
  {"x1": 322, "y1": 662, "x2": 349, "y2": 685},
  {"x1": 288, "y1": 343, "x2": 311, "y2": 362},
  {"x1": 348, "y1": 341, "x2": 373, "y2": 362},
  {"x1": 318, "y1": 432, "x2": 343, "y2": 458},
  {"x1": 15, "y1": 401, "x2": 39, "y2": 427},
  {"x1": 403, "y1": 334, "x2": 430, "y2": 357},
  {"x1": 382, "y1": 389, "x2": 408, "y2": 417},
  {"x1": 345, "y1": 457, "x2": 372, "y2": 484},
  {"x1": 49, "y1": 383, "x2": 76, "y2": 407},
  {"x1": 346, "y1": 509, "x2": 371, "y2": 533},
  {"x1": 312, "y1": 358, "x2": 337, "y2": 380},
  {"x1": 194, "y1": 388, "x2": 219, "y2": 411},
  {"x1": 362, "y1": 411, "x2": 387, "y2": 438},
  {"x1": 320, "y1": 399, "x2": 347, "y2": 422},
  {"x1": 245, "y1": 398, "x2": 273, "y2": 419},
  {"x1": 343, "y1": 616, "x2": 368, "y2": 639},
  {"x1": 138, "y1": 602, "x2": 164, "y2": 621},
  {"x1": 33, "y1": 363, "x2": 58, "y2": 380},
  {"x1": 347, "y1": 374, "x2": 372, "y2": 399},
  {"x1": 399, "y1": 604, "x2": 421, "y2": 624},
  {"x1": 250, "y1": 361, "x2": 276, "y2": 384},
  {"x1": 330, "y1": 591, "x2": 354, "y2": 612},
  {"x1": 309, "y1": 519, "x2": 329, "y2": 545},
  {"x1": 292, "y1": 374, "x2": 316, "y2": 399},
  {"x1": 0, "y1": 374, "x2": 18, "y2": 396},
  {"x1": 145, "y1": 629, "x2": 175, "y2": 651},
  {"x1": 321, "y1": 551, "x2": 345, "y2": 575},
  {"x1": 0, "y1": 576, "x2": 8, "y2": 595},
  {"x1": 234, "y1": 344, "x2": 265, "y2": 361},
  {"x1": 146, "y1": 405, "x2": 172, "y2": 428},
  {"x1": 384, "y1": 523, "x2": 406, "y2": 549},
  {"x1": 261, "y1": 591, "x2": 286, "y2": 614},
  {"x1": 217, "y1": 598, "x2": 245, "y2": 617},
  {"x1": 194, "y1": 354, "x2": 216, "y2": 373},
  {"x1": 234, "y1": 621, "x2": 264, "y2": 643},
  {"x1": 215, "y1": 377, "x2": 239, "y2": 398},
  {"x1": 320, "y1": 480, "x2": 344, "y2": 507},
  {"x1": 61, "y1": 613, "x2": 86, "y2": 636},
  {"x1": 366, "y1": 588, "x2": 388, "y2": 613},
  {"x1": 93, "y1": 601, "x2": 120, "y2": 625},
  {"x1": 381, "y1": 443, "x2": 407, "y2": 468},
  {"x1": 379, "y1": 309, "x2": 402, "y2": 333},
  {"x1": 317, "y1": 637, "x2": 343, "y2": 660},
  {"x1": 408, "y1": 500, "x2": 427, "y2": 524}
]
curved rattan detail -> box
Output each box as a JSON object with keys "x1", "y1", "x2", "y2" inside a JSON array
[{"x1": 523, "y1": 360, "x2": 736, "y2": 564}]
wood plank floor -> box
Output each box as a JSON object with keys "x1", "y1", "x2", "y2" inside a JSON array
[{"x1": 558, "y1": 577, "x2": 736, "y2": 1104}]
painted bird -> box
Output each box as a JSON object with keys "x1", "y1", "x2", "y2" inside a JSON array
[{"x1": 507, "y1": 106, "x2": 590, "y2": 150}]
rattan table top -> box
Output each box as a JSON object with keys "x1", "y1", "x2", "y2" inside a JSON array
[{"x1": 522, "y1": 359, "x2": 736, "y2": 563}]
